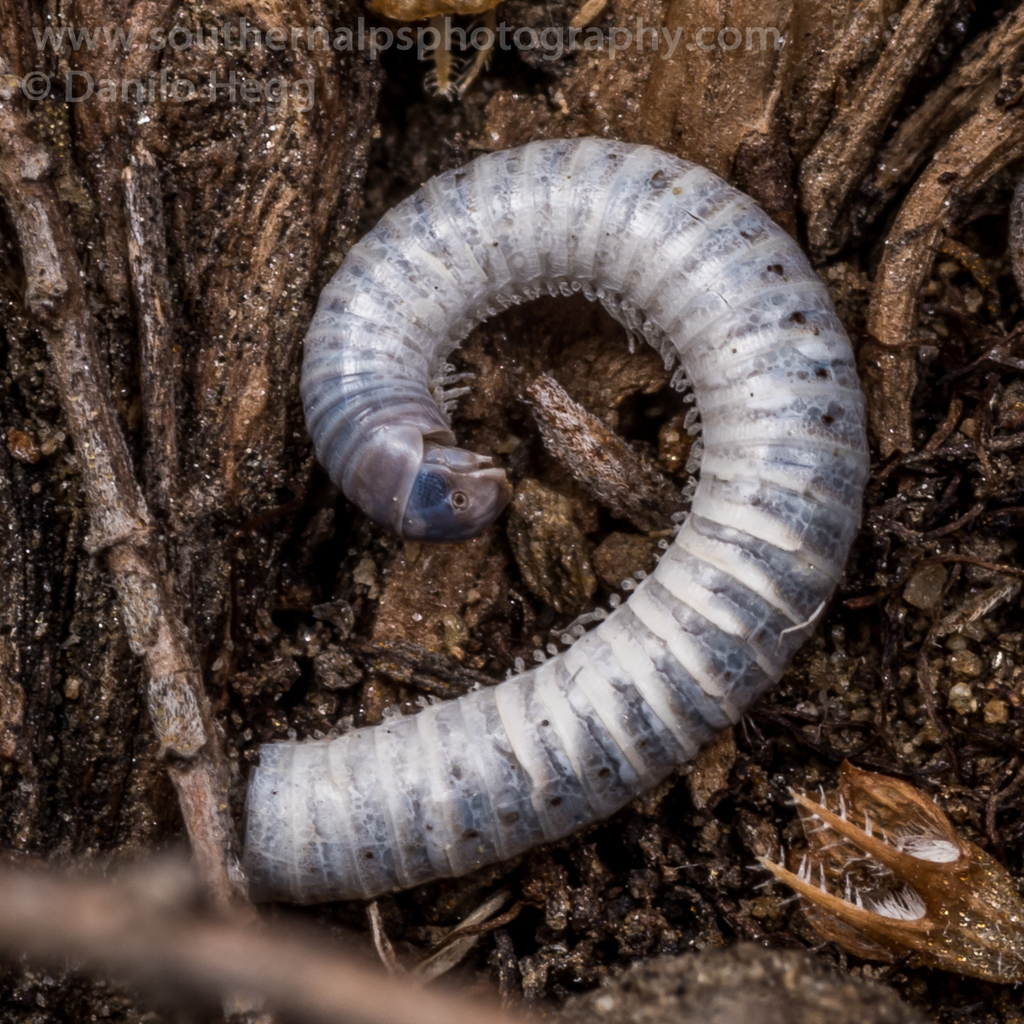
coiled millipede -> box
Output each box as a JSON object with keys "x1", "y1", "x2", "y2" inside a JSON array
[{"x1": 242, "y1": 137, "x2": 870, "y2": 904}]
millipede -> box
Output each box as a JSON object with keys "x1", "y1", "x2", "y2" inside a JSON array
[{"x1": 242, "y1": 137, "x2": 869, "y2": 904}]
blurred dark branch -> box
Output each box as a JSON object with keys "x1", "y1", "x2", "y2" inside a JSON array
[{"x1": 0, "y1": 860, "x2": 529, "y2": 1024}]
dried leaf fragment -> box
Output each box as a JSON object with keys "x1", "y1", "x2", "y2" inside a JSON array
[
  {"x1": 507, "y1": 478, "x2": 596, "y2": 614},
  {"x1": 761, "y1": 762, "x2": 1024, "y2": 983},
  {"x1": 527, "y1": 373, "x2": 685, "y2": 532}
]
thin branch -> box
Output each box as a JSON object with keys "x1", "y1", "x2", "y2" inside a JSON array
[
  {"x1": 865, "y1": 68, "x2": 1024, "y2": 455},
  {"x1": 863, "y1": 5, "x2": 1024, "y2": 227},
  {"x1": 0, "y1": 860, "x2": 531, "y2": 1024},
  {"x1": 526, "y1": 373, "x2": 685, "y2": 533},
  {"x1": 800, "y1": 0, "x2": 960, "y2": 257},
  {"x1": 0, "y1": 91, "x2": 248, "y2": 918},
  {"x1": 123, "y1": 146, "x2": 181, "y2": 528},
  {"x1": 367, "y1": 902, "x2": 402, "y2": 975}
]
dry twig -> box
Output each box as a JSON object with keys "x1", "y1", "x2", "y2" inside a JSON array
[
  {"x1": 801, "y1": 0, "x2": 960, "y2": 257},
  {"x1": 864, "y1": 5, "x2": 1024, "y2": 223},
  {"x1": 527, "y1": 373, "x2": 684, "y2": 532},
  {"x1": 0, "y1": 81, "x2": 248, "y2": 917},
  {"x1": 0, "y1": 860, "x2": 530, "y2": 1024},
  {"x1": 123, "y1": 147, "x2": 181, "y2": 527},
  {"x1": 865, "y1": 70, "x2": 1024, "y2": 455}
]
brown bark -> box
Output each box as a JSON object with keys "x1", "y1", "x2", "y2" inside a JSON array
[{"x1": 0, "y1": 0, "x2": 378, "y2": 977}]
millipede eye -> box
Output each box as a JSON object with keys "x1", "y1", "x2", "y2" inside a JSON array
[{"x1": 451, "y1": 490, "x2": 469, "y2": 511}]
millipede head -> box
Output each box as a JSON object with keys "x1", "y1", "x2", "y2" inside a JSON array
[{"x1": 401, "y1": 443, "x2": 511, "y2": 542}]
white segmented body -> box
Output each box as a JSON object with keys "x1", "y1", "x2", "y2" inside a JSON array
[{"x1": 243, "y1": 138, "x2": 869, "y2": 903}]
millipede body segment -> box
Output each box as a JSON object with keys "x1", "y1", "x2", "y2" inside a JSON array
[{"x1": 242, "y1": 138, "x2": 869, "y2": 904}]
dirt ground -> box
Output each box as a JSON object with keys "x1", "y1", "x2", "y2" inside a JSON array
[{"x1": 2, "y1": 0, "x2": 1024, "y2": 1021}]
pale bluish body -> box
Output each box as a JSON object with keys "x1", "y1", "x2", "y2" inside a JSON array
[{"x1": 242, "y1": 138, "x2": 869, "y2": 903}]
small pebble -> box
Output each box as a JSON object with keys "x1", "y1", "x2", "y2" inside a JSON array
[
  {"x1": 997, "y1": 379, "x2": 1024, "y2": 431},
  {"x1": 352, "y1": 557, "x2": 379, "y2": 598},
  {"x1": 686, "y1": 729, "x2": 736, "y2": 811},
  {"x1": 7, "y1": 427, "x2": 40, "y2": 464},
  {"x1": 442, "y1": 614, "x2": 469, "y2": 659},
  {"x1": 903, "y1": 563, "x2": 946, "y2": 611},
  {"x1": 949, "y1": 650, "x2": 983, "y2": 677},
  {"x1": 657, "y1": 413, "x2": 692, "y2": 475},
  {"x1": 592, "y1": 532, "x2": 658, "y2": 590},
  {"x1": 311, "y1": 600, "x2": 355, "y2": 638},
  {"x1": 948, "y1": 681, "x2": 977, "y2": 715},
  {"x1": 983, "y1": 698, "x2": 1009, "y2": 725}
]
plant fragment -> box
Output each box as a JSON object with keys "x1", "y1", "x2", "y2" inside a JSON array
[{"x1": 761, "y1": 761, "x2": 1024, "y2": 983}]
